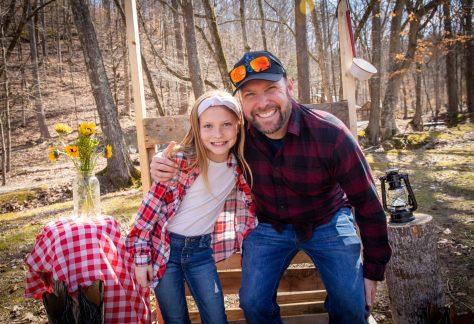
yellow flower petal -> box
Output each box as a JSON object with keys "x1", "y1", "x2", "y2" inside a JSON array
[
  {"x1": 78, "y1": 121, "x2": 96, "y2": 136},
  {"x1": 54, "y1": 123, "x2": 72, "y2": 135},
  {"x1": 65, "y1": 145, "x2": 80, "y2": 158},
  {"x1": 105, "y1": 144, "x2": 113, "y2": 159},
  {"x1": 48, "y1": 147, "x2": 59, "y2": 162}
]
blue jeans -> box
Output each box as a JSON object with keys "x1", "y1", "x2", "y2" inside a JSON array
[
  {"x1": 239, "y1": 207, "x2": 368, "y2": 324},
  {"x1": 154, "y1": 232, "x2": 227, "y2": 324}
]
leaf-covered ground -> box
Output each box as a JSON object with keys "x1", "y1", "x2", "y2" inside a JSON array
[{"x1": 0, "y1": 123, "x2": 472, "y2": 323}]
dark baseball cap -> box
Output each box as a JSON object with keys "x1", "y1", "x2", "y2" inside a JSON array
[{"x1": 229, "y1": 51, "x2": 286, "y2": 94}]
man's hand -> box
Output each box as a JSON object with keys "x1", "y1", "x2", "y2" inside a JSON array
[
  {"x1": 135, "y1": 264, "x2": 153, "y2": 287},
  {"x1": 150, "y1": 141, "x2": 179, "y2": 182},
  {"x1": 364, "y1": 278, "x2": 377, "y2": 313}
]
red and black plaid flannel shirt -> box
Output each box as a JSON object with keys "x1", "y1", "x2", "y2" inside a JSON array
[
  {"x1": 244, "y1": 101, "x2": 391, "y2": 281},
  {"x1": 126, "y1": 152, "x2": 256, "y2": 288}
]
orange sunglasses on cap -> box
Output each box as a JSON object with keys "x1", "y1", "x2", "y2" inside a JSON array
[{"x1": 229, "y1": 56, "x2": 271, "y2": 85}]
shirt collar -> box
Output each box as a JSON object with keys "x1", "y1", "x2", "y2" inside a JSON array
[{"x1": 286, "y1": 100, "x2": 301, "y2": 136}]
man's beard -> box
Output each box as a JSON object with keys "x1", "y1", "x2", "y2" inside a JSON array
[{"x1": 249, "y1": 100, "x2": 292, "y2": 135}]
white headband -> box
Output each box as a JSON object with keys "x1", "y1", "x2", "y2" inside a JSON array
[{"x1": 197, "y1": 95, "x2": 240, "y2": 117}]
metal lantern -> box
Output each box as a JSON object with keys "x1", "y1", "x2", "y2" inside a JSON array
[{"x1": 380, "y1": 169, "x2": 418, "y2": 223}]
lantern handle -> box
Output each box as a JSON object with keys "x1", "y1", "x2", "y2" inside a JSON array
[{"x1": 401, "y1": 174, "x2": 418, "y2": 212}]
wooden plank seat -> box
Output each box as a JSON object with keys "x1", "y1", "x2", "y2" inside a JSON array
[{"x1": 141, "y1": 101, "x2": 350, "y2": 323}]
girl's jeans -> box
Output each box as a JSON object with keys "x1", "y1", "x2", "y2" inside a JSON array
[{"x1": 154, "y1": 232, "x2": 227, "y2": 324}]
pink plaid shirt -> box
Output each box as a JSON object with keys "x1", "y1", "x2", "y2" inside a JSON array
[{"x1": 125, "y1": 152, "x2": 256, "y2": 288}]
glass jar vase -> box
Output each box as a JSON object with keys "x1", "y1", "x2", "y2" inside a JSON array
[{"x1": 72, "y1": 171, "x2": 101, "y2": 218}]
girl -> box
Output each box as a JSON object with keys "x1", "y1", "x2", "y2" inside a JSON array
[{"x1": 126, "y1": 90, "x2": 256, "y2": 324}]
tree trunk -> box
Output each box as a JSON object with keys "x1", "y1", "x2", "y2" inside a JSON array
[
  {"x1": 0, "y1": 113, "x2": 6, "y2": 185},
  {"x1": 310, "y1": 4, "x2": 332, "y2": 103},
  {"x1": 122, "y1": 17, "x2": 131, "y2": 116},
  {"x1": 171, "y1": 0, "x2": 187, "y2": 114},
  {"x1": 27, "y1": 2, "x2": 51, "y2": 139},
  {"x1": 202, "y1": 0, "x2": 232, "y2": 92},
  {"x1": 294, "y1": 0, "x2": 310, "y2": 103},
  {"x1": 367, "y1": 0, "x2": 381, "y2": 145},
  {"x1": 57, "y1": 0, "x2": 63, "y2": 80},
  {"x1": 380, "y1": 0, "x2": 404, "y2": 139},
  {"x1": 462, "y1": 0, "x2": 473, "y2": 121},
  {"x1": 412, "y1": 62, "x2": 423, "y2": 131},
  {"x1": 39, "y1": 0, "x2": 47, "y2": 59},
  {"x1": 380, "y1": 0, "x2": 426, "y2": 140},
  {"x1": 69, "y1": 0, "x2": 138, "y2": 190},
  {"x1": 386, "y1": 213, "x2": 444, "y2": 324},
  {"x1": 19, "y1": 44, "x2": 27, "y2": 127},
  {"x1": 402, "y1": 83, "x2": 408, "y2": 120},
  {"x1": 1, "y1": 27, "x2": 11, "y2": 173},
  {"x1": 113, "y1": 0, "x2": 164, "y2": 116},
  {"x1": 257, "y1": 0, "x2": 268, "y2": 51},
  {"x1": 182, "y1": 0, "x2": 204, "y2": 99},
  {"x1": 434, "y1": 51, "x2": 441, "y2": 122},
  {"x1": 239, "y1": 0, "x2": 250, "y2": 52},
  {"x1": 443, "y1": 0, "x2": 459, "y2": 127},
  {"x1": 321, "y1": 0, "x2": 337, "y2": 100}
]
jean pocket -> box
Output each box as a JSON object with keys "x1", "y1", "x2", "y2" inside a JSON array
[{"x1": 335, "y1": 213, "x2": 358, "y2": 236}]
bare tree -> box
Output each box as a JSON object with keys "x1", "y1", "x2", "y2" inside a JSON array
[
  {"x1": 27, "y1": 1, "x2": 51, "y2": 139},
  {"x1": 182, "y1": 0, "x2": 204, "y2": 98},
  {"x1": 257, "y1": 0, "x2": 268, "y2": 51},
  {"x1": 171, "y1": 0, "x2": 188, "y2": 114},
  {"x1": 0, "y1": 26, "x2": 10, "y2": 182},
  {"x1": 412, "y1": 62, "x2": 423, "y2": 130},
  {"x1": 122, "y1": 16, "x2": 131, "y2": 115},
  {"x1": 367, "y1": 0, "x2": 382, "y2": 145},
  {"x1": 443, "y1": 0, "x2": 458, "y2": 126},
  {"x1": 380, "y1": 0, "x2": 439, "y2": 139},
  {"x1": 461, "y1": 0, "x2": 473, "y2": 121},
  {"x1": 240, "y1": 0, "x2": 250, "y2": 52},
  {"x1": 294, "y1": 0, "x2": 310, "y2": 103},
  {"x1": 69, "y1": 0, "x2": 139, "y2": 189},
  {"x1": 202, "y1": 0, "x2": 233, "y2": 92},
  {"x1": 310, "y1": 3, "x2": 332, "y2": 102}
]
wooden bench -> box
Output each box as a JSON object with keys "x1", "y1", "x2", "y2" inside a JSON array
[{"x1": 140, "y1": 101, "x2": 350, "y2": 323}]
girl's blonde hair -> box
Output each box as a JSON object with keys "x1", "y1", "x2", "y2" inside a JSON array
[{"x1": 177, "y1": 90, "x2": 252, "y2": 187}]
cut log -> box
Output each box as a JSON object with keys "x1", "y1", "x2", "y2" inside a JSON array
[{"x1": 385, "y1": 213, "x2": 444, "y2": 323}]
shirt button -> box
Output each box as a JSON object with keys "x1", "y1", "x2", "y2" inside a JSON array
[{"x1": 278, "y1": 203, "x2": 286, "y2": 210}]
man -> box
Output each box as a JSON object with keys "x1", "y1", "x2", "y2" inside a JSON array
[{"x1": 151, "y1": 51, "x2": 391, "y2": 323}]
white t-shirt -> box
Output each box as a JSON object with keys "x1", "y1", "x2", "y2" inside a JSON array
[{"x1": 166, "y1": 160, "x2": 236, "y2": 236}]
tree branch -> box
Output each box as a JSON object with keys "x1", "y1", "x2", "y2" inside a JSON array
[
  {"x1": 354, "y1": 0, "x2": 376, "y2": 42},
  {"x1": 155, "y1": 0, "x2": 206, "y2": 19},
  {"x1": 133, "y1": 3, "x2": 217, "y2": 88}
]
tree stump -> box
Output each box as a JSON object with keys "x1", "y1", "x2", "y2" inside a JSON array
[{"x1": 385, "y1": 213, "x2": 444, "y2": 323}]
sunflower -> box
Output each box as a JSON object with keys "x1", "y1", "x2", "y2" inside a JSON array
[
  {"x1": 105, "y1": 144, "x2": 113, "y2": 159},
  {"x1": 54, "y1": 123, "x2": 72, "y2": 135},
  {"x1": 78, "y1": 122, "x2": 96, "y2": 136},
  {"x1": 65, "y1": 145, "x2": 80, "y2": 158},
  {"x1": 48, "y1": 147, "x2": 60, "y2": 162}
]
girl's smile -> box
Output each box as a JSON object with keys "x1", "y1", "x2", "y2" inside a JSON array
[{"x1": 199, "y1": 106, "x2": 239, "y2": 162}]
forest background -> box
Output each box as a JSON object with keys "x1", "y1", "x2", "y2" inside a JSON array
[{"x1": 0, "y1": 0, "x2": 472, "y2": 323}]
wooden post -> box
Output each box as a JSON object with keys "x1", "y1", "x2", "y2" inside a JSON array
[
  {"x1": 124, "y1": 0, "x2": 150, "y2": 195},
  {"x1": 337, "y1": 0, "x2": 357, "y2": 137},
  {"x1": 385, "y1": 213, "x2": 444, "y2": 323}
]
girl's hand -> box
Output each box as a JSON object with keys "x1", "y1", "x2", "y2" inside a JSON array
[{"x1": 135, "y1": 264, "x2": 153, "y2": 287}]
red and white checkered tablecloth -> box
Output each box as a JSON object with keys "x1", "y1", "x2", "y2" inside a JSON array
[{"x1": 25, "y1": 216, "x2": 151, "y2": 323}]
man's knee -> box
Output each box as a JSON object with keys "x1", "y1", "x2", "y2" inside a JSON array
[
  {"x1": 326, "y1": 290, "x2": 367, "y2": 323},
  {"x1": 239, "y1": 290, "x2": 277, "y2": 316}
]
